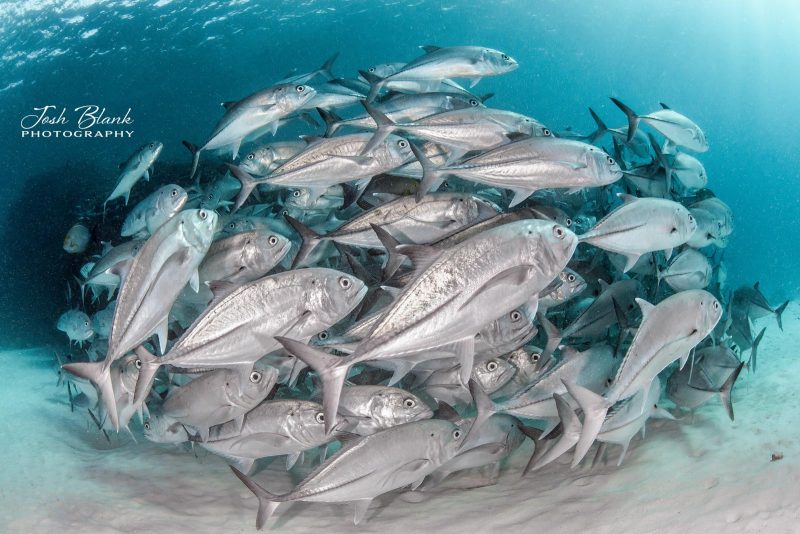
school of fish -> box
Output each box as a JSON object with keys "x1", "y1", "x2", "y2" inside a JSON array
[{"x1": 55, "y1": 45, "x2": 789, "y2": 529}]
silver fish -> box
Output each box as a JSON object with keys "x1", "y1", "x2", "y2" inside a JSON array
[{"x1": 104, "y1": 141, "x2": 163, "y2": 209}]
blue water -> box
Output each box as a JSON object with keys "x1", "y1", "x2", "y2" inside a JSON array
[{"x1": 1, "y1": 0, "x2": 797, "y2": 344}]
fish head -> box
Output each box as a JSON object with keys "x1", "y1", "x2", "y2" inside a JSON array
[
  {"x1": 697, "y1": 290, "x2": 724, "y2": 335},
  {"x1": 180, "y1": 209, "x2": 218, "y2": 250},
  {"x1": 287, "y1": 401, "x2": 345, "y2": 445},
  {"x1": 285, "y1": 188, "x2": 312, "y2": 209},
  {"x1": 516, "y1": 115, "x2": 550, "y2": 138},
  {"x1": 473, "y1": 357, "x2": 515, "y2": 393},
  {"x1": 253, "y1": 231, "x2": 292, "y2": 265},
  {"x1": 445, "y1": 93, "x2": 485, "y2": 110},
  {"x1": 537, "y1": 221, "x2": 579, "y2": 274},
  {"x1": 561, "y1": 268, "x2": 588, "y2": 299},
  {"x1": 587, "y1": 147, "x2": 623, "y2": 186},
  {"x1": 367, "y1": 388, "x2": 434, "y2": 428},
  {"x1": 235, "y1": 366, "x2": 278, "y2": 406},
  {"x1": 275, "y1": 83, "x2": 317, "y2": 111},
  {"x1": 143, "y1": 413, "x2": 189, "y2": 444},
  {"x1": 505, "y1": 346, "x2": 544, "y2": 376},
  {"x1": 482, "y1": 48, "x2": 519, "y2": 74},
  {"x1": 482, "y1": 306, "x2": 537, "y2": 351},
  {"x1": 311, "y1": 271, "x2": 367, "y2": 325},
  {"x1": 674, "y1": 205, "x2": 698, "y2": 240},
  {"x1": 361, "y1": 62, "x2": 404, "y2": 79},
  {"x1": 117, "y1": 353, "x2": 141, "y2": 394},
  {"x1": 155, "y1": 184, "x2": 188, "y2": 214},
  {"x1": 142, "y1": 141, "x2": 164, "y2": 162},
  {"x1": 383, "y1": 135, "x2": 415, "y2": 165},
  {"x1": 239, "y1": 146, "x2": 276, "y2": 176},
  {"x1": 59, "y1": 310, "x2": 94, "y2": 341}
]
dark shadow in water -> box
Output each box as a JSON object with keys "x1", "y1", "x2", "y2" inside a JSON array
[{"x1": 0, "y1": 159, "x2": 190, "y2": 349}]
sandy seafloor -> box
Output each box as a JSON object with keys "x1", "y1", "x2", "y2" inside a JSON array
[{"x1": 3, "y1": 303, "x2": 799, "y2": 534}]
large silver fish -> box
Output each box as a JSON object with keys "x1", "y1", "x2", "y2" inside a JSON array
[
  {"x1": 565, "y1": 289, "x2": 722, "y2": 466},
  {"x1": 412, "y1": 137, "x2": 622, "y2": 205},
  {"x1": 279, "y1": 219, "x2": 577, "y2": 432},
  {"x1": 610, "y1": 98, "x2": 708, "y2": 153},
  {"x1": 63, "y1": 209, "x2": 218, "y2": 430},
  {"x1": 579, "y1": 195, "x2": 697, "y2": 272},
  {"x1": 133, "y1": 268, "x2": 366, "y2": 406},
  {"x1": 231, "y1": 419, "x2": 464, "y2": 528},
  {"x1": 121, "y1": 184, "x2": 187, "y2": 237},
  {"x1": 184, "y1": 83, "x2": 316, "y2": 179},
  {"x1": 365, "y1": 45, "x2": 518, "y2": 101}
]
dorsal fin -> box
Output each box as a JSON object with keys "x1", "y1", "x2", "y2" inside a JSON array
[
  {"x1": 635, "y1": 297, "x2": 655, "y2": 319},
  {"x1": 659, "y1": 102, "x2": 671, "y2": 110},
  {"x1": 206, "y1": 280, "x2": 238, "y2": 305},
  {"x1": 420, "y1": 45, "x2": 441, "y2": 54},
  {"x1": 221, "y1": 101, "x2": 238, "y2": 110}
]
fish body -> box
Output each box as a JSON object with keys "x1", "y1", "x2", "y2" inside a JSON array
[{"x1": 105, "y1": 142, "x2": 163, "y2": 208}]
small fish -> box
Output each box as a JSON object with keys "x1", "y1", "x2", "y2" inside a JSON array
[
  {"x1": 104, "y1": 142, "x2": 163, "y2": 210},
  {"x1": 63, "y1": 223, "x2": 91, "y2": 253}
]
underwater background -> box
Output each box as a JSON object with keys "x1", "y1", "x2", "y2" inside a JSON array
[{"x1": 0, "y1": 0, "x2": 797, "y2": 348}]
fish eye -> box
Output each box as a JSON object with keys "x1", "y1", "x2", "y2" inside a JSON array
[
  {"x1": 84, "y1": 320, "x2": 90, "y2": 327},
  {"x1": 315, "y1": 412, "x2": 325, "y2": 423},
  {"x1": 688, "y1": 214, "x2": 695, "y2": 223},
  {"x1": 144, "y1": 422, "x2": 150, "y2": 430},
  {"x1": 149, "y1": 143, "x2": 155, "y2": 149},
  {"x1": 135, "y1": 359, "x2": 142, "y2": 369},
  {"x1": 249, "y1": 371, "x2": 262, "y2": 383},
  {"x1": 469, "y1": 99, "x2": 478, "y2": 106},
  {"x1": 318, "y1": 330, "x2": 329, "y2": 340},
  {"x1": 171, "y1": 189, "x2": 178, "y2": 197},
  {"x1": 606, "y1": 378, "x2": 613, "y2": 386},
  {"x1": 247, "y1": 153, "x2": 254, "y2": 160},
  {"x1": 510, "y1": 310, "x2": 522, "y2": 321},
  {"x1": 487, "y1": 360, "x2": 499, "y2": 372},
  {"x1": 228, "y1": 222, "x2": 236, "y2": 229},
  {"x1": 282, "y1": 210, "x2": 289, "y2": 216},
  {"x1": 567, "y1": 274, "x2": 576, "y2": 282},
  {"x1": 292, "y1": 190, "x2": 301, "y2": 197},
  {"x1": 268, "y1": 235, "x2": 278, "y2": 246},
  {"x1": 565, "y1": 218, "x2": 572, "y2": 227},
  {"x1": 502, "y1": 54, "x2": 510, "y2": 61},
  {"x1": 368, "y1": 67, "x2": 375, "y2": 72},
  {"x1": 199, "y1": 210, "x2": 208, "y2": 220},
  {"x1": 543, "y1": 128, "x2": 551, "y2": 136},
  {"x1": 452, "y1": 429, "x2": 462, "y2": 439},
  {"x1": 404, "y1": 398, "x2": 416, "y2": 408},
  {"x1": 713, "y1": 301, "x2": 720, "y2": 310},
  {"x1": 606, "y1": 156, "x2": 615, "y2": 165},
  {"x1": 207, "y1": 194, "x2": 214, "y2": 200},
  {"x1": 338, "y1": 277, "x2": 352, "y2": 289},
  {"x1": 552, "y1": 226, "x2": 565, "y2": 239},
  {"x1": 398, "y1": 139, "x2": 408, "y2": 148},
  {"x1": 531, "y1": 352, "x2": 541, "y2": 362},
  {"x1": 296, "y1": 85, "x2": 305, "y2": 92}
]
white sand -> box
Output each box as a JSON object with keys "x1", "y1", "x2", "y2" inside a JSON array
[{"x1": 2, "y1": 302, "x2": 798, "y2": 533}]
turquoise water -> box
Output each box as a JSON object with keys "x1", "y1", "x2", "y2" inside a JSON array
[{"x1": 1, "y1": 1, "x2": 797, "y2": 344}]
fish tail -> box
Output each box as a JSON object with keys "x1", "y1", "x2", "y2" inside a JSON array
[
  {"x1": 359, "y1": 69, "x2": 385, "y2": 103},
  {"x1": 283, "y1": 215, "x2": 322, "y2": 269},
  {"x1": 587, "y1": 107, "x2": 608, "y2": 144},
  {"x1": 360, "y1": 100, "x2": 397, "y2": 155},
  {"x1": 370, "y1": 223, "x2": 404, "y2": 281},
  {"x1": 318, "y1": 51, "x2": 339, "y2": 80},
  {"x1": 182, "y1": 140, "x2": 201, "y2": 183},
  {"x1": 275, "y1": 336, "x2": 350, "y2": 435},
  {"x1": 226, "y1": 163, "x2": 258, "y2": 212},
  {"x1": 750, "y1": 327, "x2": 766, "y2": 373},
  {"x1": 561, "y1": 379, "x2": 611, "y2": 468},
  {"x1": 409, "y1": 141, "x2": 445, "y2": 201},
  {"x1": 316, "y1": 106, "x2": 343, "y2": 137},
  {"x1": 775, "y1": 300, "x2": 789, "y2": 331},
  {"x1": 609, "y1": 97, "x2": 639, "y2": 143},
  {"x1": 538, "y1": 312, "x2": 563, "y2": 365},
  {"x1": 229, "y1": 467, "x2": 282, "y2": 530},
  {"x1": 132, "y1": 345, "x2": 162, "y2": 408},
  {"x1": 526, "y1": 393, "x2": 582, "y2": 473},
  {"x1": 462, "y1": 379, "x2": 498, "y2": 447},
  {"x1": 62, "y1": 360, "x2": 119, "y2": 431},
  {"x1": 719, "y1": 361, "x2": 745, "y2": 421}
]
